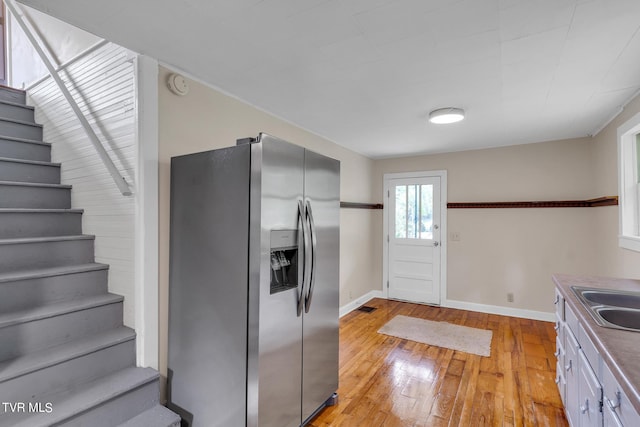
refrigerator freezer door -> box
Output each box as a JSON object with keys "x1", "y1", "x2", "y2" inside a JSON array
[
  {"x1": 251, "y1": 135, "x2": 305, "y2": 427},
  {"x1": 168, "y1": 146, "x2": 251, "y2": 427},
  {"x1": 302, "y1": 149, "x2": 340, "y2": 423}
]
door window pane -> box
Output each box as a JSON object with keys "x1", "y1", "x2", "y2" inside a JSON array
[
  {"x1": 420, "y1": 184, "x2": 433, "y2": 239},
  {"x1": 395, "y1": 186, "x2": 406, "y2": 238},
  {"x1": 394, "y1": 184, "x2": 434, "y2": 240}
]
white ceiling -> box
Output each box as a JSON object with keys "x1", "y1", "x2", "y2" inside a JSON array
[{"x1": 16, "y1": 0, "x2": 640, "y2": 158}]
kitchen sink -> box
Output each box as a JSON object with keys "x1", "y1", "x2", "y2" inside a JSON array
[
  {"x1": 595, "y1": 307, "x2": 640, "y2": 331},
  {"x1": 572, "y1": 286, "x2": 640, "y2": 332},
  {"x1": 580, "y1": 289, "x2": 640, "y2": 310}
]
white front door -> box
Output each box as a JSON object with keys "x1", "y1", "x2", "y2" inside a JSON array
[{"x1": 387, "y1": 176, "x2": 442, "y2": 305}]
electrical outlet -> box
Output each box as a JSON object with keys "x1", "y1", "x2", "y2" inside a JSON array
[
  {"x1": 507, "y1": 292, "x2": 514, "y2": 303},
  {"x1": 450, "y1": 231, "x2": 461, "y2": 241}
]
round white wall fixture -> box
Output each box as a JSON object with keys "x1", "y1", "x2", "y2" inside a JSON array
[
  {"x1": 167, "y1": 73, "x2": 189, "y2": 96},
  {"x1": 429, "y1": 107, "x2": 465, "y2": 124}
]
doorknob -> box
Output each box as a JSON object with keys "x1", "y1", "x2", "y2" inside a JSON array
[
  {"x1": 433, "y1": 224, "x2": 439, "y2": 230},
  {"x1": 433, "y1": 242, "x2": 440, "y2": 247}
]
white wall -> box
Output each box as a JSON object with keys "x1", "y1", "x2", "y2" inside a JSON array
[
  {"x1": 157, "y1": 66, "x2": 378, "y2": 390},
  {"x1": 374, "y1": 138, "x2": 599, "y2": 316},
  {"x1": 28, "y1": 42, "x2": 138, "y2": 328},
  {"x1": 8, "y1": 3, "x2": 101, "y2": 88}
]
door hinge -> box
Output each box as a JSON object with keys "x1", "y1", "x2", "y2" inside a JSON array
[
  {"x1": 387, "y1": 190, "x2": 390, "y2": 198},
  {"x1": 387, "y1": 235, "x2": 389, "y2": 242},
  {"x1": 387, "y1": 280, "x2": 389, "y2": 288}
]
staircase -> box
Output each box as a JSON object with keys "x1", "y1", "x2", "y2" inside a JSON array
[{"x1": 0, "y1": 86, "x2": 180, "y2": 427}]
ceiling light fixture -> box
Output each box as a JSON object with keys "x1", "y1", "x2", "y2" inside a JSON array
[{"x1": 428, "y1": 107, "x2": 465, "y2": 124}]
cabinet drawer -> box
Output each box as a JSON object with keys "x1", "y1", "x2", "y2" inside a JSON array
[
  {"x1": 555, "y1": 288, "x2": 565, "y2": 321},
  {"x1": 565, "y1": 304, "x2": 579, "y2": 340},
  {"x1": 603, "y1": 361, "x2": 640, "y2": 427},
  {"x1": 579, "y1": 323, "x2": 601, "y2": 378}
]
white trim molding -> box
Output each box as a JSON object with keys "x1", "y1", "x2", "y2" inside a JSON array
[
  {"x1": 382, "y1": 170, "x2": 448, "y2": 305},
  {"x1": 339, "y1": 290, "x2": 385, "y2": 318},
  {"x1": 617, "y1": 111, "x2": 640, "y2": 252},
  {"x1": 134, "y1": 55, "x2": 160, "y2": 369}
]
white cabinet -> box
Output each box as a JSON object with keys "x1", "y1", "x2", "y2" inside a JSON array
[
  {"x1": 554, "y1": 287, "x2": 640, "y2": 427},
  {"x1": 578, "y1": 349, "x2": 603, "y2": 427},
  {"x1": 556, "y1": 336, "x2": 567, "y2": 405},
  {"x1": 604, "y1": 401, "x2": 625, "y2": 427},
  {"x1": 564, "y1": 324, "x2": 582, "y2": 427},
  {"x1": 602, "y1": 362, "x2": 640, "y2": 427}
]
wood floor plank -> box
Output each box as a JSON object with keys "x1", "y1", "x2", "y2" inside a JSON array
[{"x1": 307, "y1": 299, "x2": 568, "y2": 427}]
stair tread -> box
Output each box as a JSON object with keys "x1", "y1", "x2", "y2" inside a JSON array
[
  {"x1": 119, "y1": 405, "x2": 181, "y2": 427},
  {"x1": 0, "y1": 293, "x2": 124, "y2": 329},
  {"x1": 0, "y1": 326, "x2": 135, "y2": 383},
  {"x1": 0, "y1": 116, "x2": 42, "y2": 128},
  {"x1": 0, "y1": 234, "x2": 95, "y2": 245},
  {"x1": 0, "y1": 208, "x2": 83, "y2": 213},
  {"x1": 0, "y1": 135, "x2": 51, "y2": 146},
  {"x1": 0, "y1": 85, "x2": 25, "y2": 94},
  {"x1": 0, "y1": 180, "x2": 71, "y2": 189},
  {"x1": 0, "y1": 262, "x2": 108, "y2": 283},
  {"x1": 1, "y1": 367, "x2": 159, "y2": 427},
  {"x1": 0, "y1": 156, "x2": 60, "y2": 167},
  {"x1": 0, "y1": 99, "x2": 34, "y2": 110}
]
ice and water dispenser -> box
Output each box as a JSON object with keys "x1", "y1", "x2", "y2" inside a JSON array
[{"x1": 270, "y1": 230, "x2": 299, "y2": 294}]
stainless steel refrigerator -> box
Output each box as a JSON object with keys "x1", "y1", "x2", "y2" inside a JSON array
[{"x1": 168, "y1": 133, "x2": 340, "y2": 427}]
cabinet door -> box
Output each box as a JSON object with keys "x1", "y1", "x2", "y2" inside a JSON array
[
  {"x1": 578, "y1": 350, "x2": 602, "y2": 427},
  {"x1": 555, "y1": 336, "x2": 566, "y2": 405},
  {"x1": 564, "y1": 326, "x2": 580, "y2": 427},
  {"x1": 603, "y1": 361, "x2": 640, "y2": 427},
  {"x1": 604, "y1": 399, "x2": 624, "y2": 427}
]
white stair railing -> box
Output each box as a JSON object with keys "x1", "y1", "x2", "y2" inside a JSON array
[{"x1": 5, "y1": 0, "x2": 132, "y2": 196}]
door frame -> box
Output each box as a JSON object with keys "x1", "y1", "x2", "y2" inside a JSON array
[{"x1": 383, "y1": 170, "x2": 447, "y2": 304}]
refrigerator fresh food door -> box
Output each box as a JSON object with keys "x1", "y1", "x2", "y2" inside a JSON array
[
  {"x1": 250, "y1": 135, "x2": 305, "y2": 427},
  {"x1": 302, "y1": 149, "x2": 340, "y2": 423}
]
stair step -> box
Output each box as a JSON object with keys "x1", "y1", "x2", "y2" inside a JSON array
[
  {"x1": 119, "y1": 405, "x2": 181, "y2": 427},
  {"x1": 0, "y1": 367, "x2": 161, "y2": 427},
  {"x1": 0, "y1": 208, "x2": 82, "y2": 238},
  {"x1": 0, "y1": 100, "x2": 35, "y2": 123},
  {"x1": 0, "y1": 157, "x2": 61, "y2": 184},
  {"x1": 0, "y1": 235, "x2": 94, "y2": 272},
  {"x1": 0, "y1": 326, "x2": 135, "y2": 383},
  {"x1": 0, "y1": 136, "x2": 51, "y2": 162},
  {"x1": 0, "y1": 263, "x2": 109, "y2": 313},
  {"x1": 0, "y1": 86, "x2": 26, "y2": 105},
  {"x1": 0, "y1": 180, "x2": 71, "y2": 208},
  {"x1": 0, "y1": 327, "x2": 136, "y2": 403},
  {"x1": 0, "y1": 117, "x2": 43, "y2": 141},
  {"x1": 0, "y1": 293, "x2": 123, "y2": 362}
]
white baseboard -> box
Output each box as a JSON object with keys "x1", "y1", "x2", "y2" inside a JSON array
[
  {"x1": 442, "y1": 299, "x2": 555, "y2": 322},
  {"x1": 339, "y1": 290, "x2": 385, "y2": 318},
  {"x1": 339, "y1": 293, "x2": 556, "y2": 322}
]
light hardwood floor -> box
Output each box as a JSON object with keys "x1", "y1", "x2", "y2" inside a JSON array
[{"x1": 308, "y1": 298, "x2": 567, "y2": 427}]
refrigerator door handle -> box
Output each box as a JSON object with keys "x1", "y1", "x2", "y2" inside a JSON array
[
  {"x1": 304, "y1": 200, "x2": 317, "y2": 313},
  {"x1": 298, "y1": 200, "x2": 309, "y2": 317}
]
